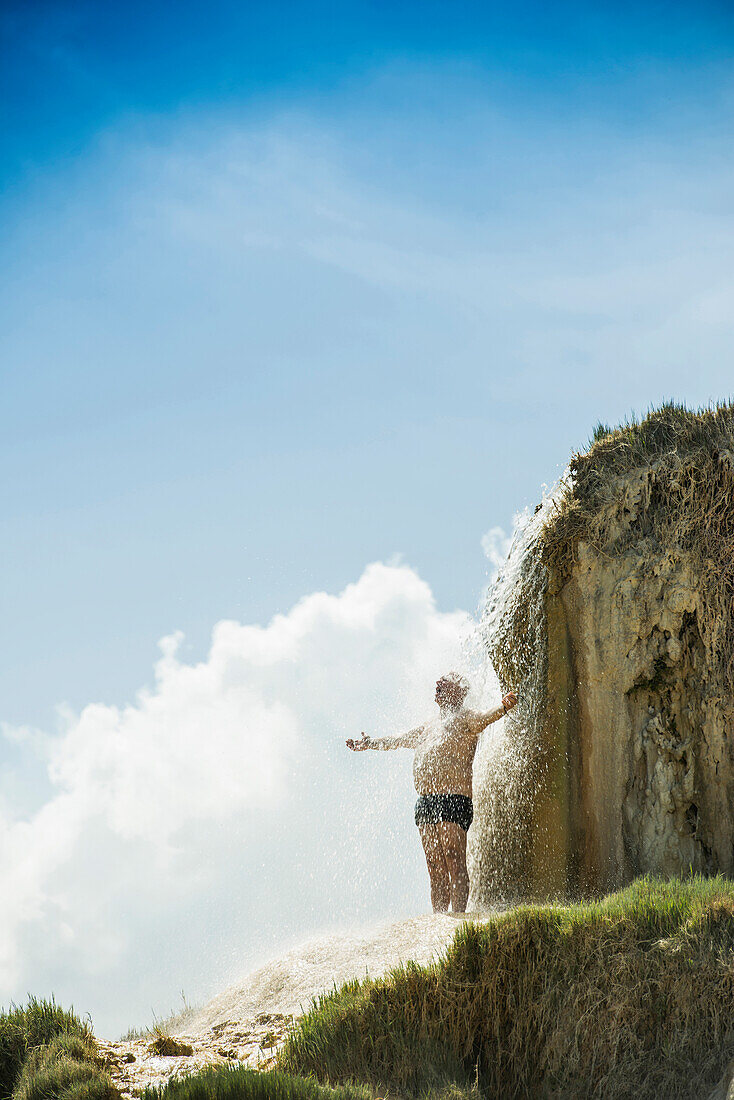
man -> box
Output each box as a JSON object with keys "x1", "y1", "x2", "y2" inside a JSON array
[{"x1": 346, "y1": 673, "x2": 518, "y2": 913}]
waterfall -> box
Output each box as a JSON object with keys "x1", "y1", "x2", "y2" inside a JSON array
[{"x1": 469, "y1": 477, "x2": 568, "y2": 906}]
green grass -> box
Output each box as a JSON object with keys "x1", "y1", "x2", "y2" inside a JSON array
[
  {"x1": 279, "y1": 876, "x2": 734, "y2": 1100},
  {"x1": 0, "y1": 999, "x2": 116, "y2": 1100},
  {"x1": 13, "y1": 1033, "x2": 117, "y2": 1100},
  {"x1": 140, "y1": 1064, "x2": 371, "y2": 1100},
  {"x1": 0, "y1": 998, "x2": 90, "y2": 1100}
]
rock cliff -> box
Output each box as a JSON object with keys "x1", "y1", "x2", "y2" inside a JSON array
[{"x1": 474, "y1": 403, "x2": 734, "y2": 902}]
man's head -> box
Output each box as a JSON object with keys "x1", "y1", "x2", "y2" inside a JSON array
[{"x1": 435, "y1": 672, "x2": 470, "y2": 710}]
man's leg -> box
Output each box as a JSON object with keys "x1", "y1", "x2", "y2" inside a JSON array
[
  {"x1": 437, "y1": 822, "x2": 469, "y2": 913},
  {"x1": 419, "y1": 824, "x2": 450, "y2": 912}
]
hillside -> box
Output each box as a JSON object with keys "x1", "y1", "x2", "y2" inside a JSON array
[{"x1": 280, "y1": 877, "x2": 734, "y2": 1100}]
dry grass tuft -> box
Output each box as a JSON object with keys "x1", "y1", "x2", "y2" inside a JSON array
[
  {"x1": 121, "y1": 993, "x2": 198, "y2": 1042},
  {"x1": 279, "y1": 876, "x2": 734, "y2": 1099},
  {"x1": 147, "y1": 1031, "x2": 194, "y2": 1058}
]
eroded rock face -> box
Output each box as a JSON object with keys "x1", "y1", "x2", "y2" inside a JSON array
[
  {"x1": 475, "y1": 458, "x2": 734, "y2": 902},
  {"x1": 557, "y1": 539, "x2": 733, "y2": 892}
]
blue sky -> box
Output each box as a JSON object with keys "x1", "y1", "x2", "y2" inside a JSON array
[
  {"x1": 2, "y1": 0, "x2": 734, "y2": 1032},
  {"x1": 3, "y1": 0, "x2": 733, "y2": 730}
]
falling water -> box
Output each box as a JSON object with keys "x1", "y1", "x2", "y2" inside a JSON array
[
  {"x1": 175, "y1": 480, "x2": 568, "y2": 1042},
  {"x1": 127, "y1": 479, "x2": 570, "y2": 1044},
  {"x1": 187, "y1": 912, "x2": 490, "y2": 1036},
  {"x1": 469, "y1": 476, "x2": 568, "y2": 906}
]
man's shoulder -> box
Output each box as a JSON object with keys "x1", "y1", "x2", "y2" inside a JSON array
[{"x1": 459, "y1": 707, "x2": 483, "y2": 731}]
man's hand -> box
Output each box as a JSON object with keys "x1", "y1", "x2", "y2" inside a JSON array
[
  {"x1": 502, "y1": 692, "x2": 518, "y2": 713},
  {"x1": 346, "y1": 733, "x2": 371, "y2": 751}
]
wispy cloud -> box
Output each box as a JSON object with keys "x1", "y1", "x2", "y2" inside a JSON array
[
  {"x1": 96, "y1": 105, "x2": 734, "y2": 399},
  {"x1": 5, "y1": 87, "x2": 734, "y2": 451}
]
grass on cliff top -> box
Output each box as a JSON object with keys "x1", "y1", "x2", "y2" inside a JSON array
[
  {"x1": 541, "y1": 399, "x2": 734, "y2": 689},
  {"x1": 279, "y1": 875, "x2": 734, "y2": 1100},
  {"x1": 542, "y1": 398, "x2": 734, "y2": 571},
  {"x1": 580, "y1": 398, "x2": 734, "y2": 488}
]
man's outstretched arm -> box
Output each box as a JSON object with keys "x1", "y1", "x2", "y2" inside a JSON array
[
  {"x1": 346, "y1": 726, "x2": 424, "y2": 751},
  {"x1": 469, "y1": 692, "x2": 519, "y2": 735}
]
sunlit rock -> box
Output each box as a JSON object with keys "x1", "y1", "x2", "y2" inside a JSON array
[{"x1": 474, "y1": 404, "x2": 734, "y2": 900}]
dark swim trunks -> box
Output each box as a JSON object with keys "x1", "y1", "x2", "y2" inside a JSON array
[{"x1": 414, "y1": 793, "x2": 473, "y2": 832}]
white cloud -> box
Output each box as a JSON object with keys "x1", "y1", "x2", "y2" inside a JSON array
[{"x1": 0, "y1": 562, "x2": 474, "y2": 1035}]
